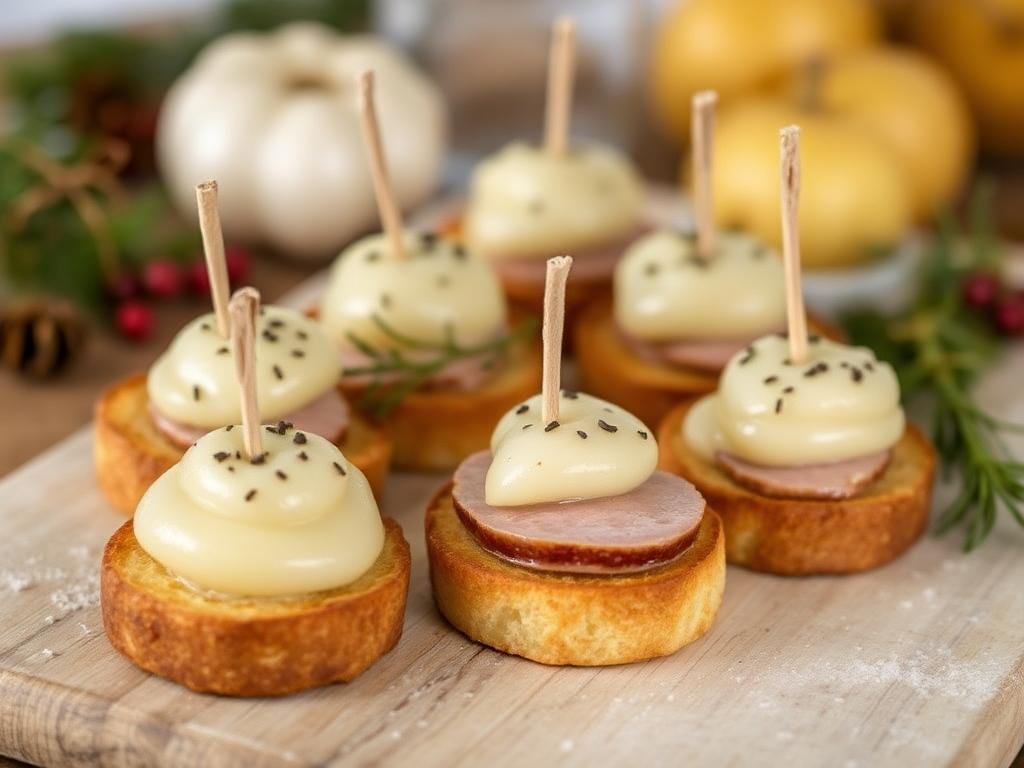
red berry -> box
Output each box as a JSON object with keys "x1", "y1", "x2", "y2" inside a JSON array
[
  {"x1": 187, "y1": 261, "x2": 210, "y2": 296},
  {"x1": 225, "y1": 245, "x2": 251, "y2": 285},
  {"x1": 141, "y1": 260, "x2": 183, "y2": 299},
  {"x1": 115, "y1": 300, "x2": 155, "y2": 342},
  {"x1": 995, "y1": 295, "x2": 1024, "y2": 336},
  {"x1": 962, "y1": 271, "x2": 1000, "y2": 309},
  {"x1": 105, "y1": 272, "x2": 140, "y2": 301}
]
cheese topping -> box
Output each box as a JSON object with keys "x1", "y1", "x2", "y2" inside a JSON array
[
  {"x1": 615, "y1": 230, "x2": 787, "y2": 341},
  {"x1": 134, "y1": 425, "x2": 384, "y2": 597},
  {"x1": 683, "y1": 334, "x2": 905, "y2": 467},
  {"x1": 486, "y1": 391, "x2": 657, "y2": 507},
  {"x1": 320, "y1": 230, "x2": 507, "y2": 354},
  {"x1": 147, "y1": 306, "x2": 338, "y2": 428},
  {"x1": 464, "y1": 142, "x2": 642, "y2": 259}
]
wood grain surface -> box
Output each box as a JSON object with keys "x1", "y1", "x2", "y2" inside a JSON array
[{"x1": 1, "y1": 215, "x2": 1023, "y2": 768}]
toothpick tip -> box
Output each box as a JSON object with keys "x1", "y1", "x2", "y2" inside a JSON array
[
  {"x1": 781, "y1": 124, "x2": 801, "y2": 141},
  {"x1": 554, "y1": 16, "x2": 575, "y2": 33},
  {"x1": 693, "y1": 90, "x2": 718, "y2": 109},
  {"x1": 196, "y1": 180, "x2": 217, "y2": 197},
  {"x1": 547, "y1": 255, "x2": 573, "y2": 271}
]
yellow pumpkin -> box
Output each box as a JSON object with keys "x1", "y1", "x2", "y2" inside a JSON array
[
  {"x1": 788, "y1": 47, "x2": 975, "y2": 221},
  {"x1": 648, "y1": 0, "x2": 880, "y2": 142},
  {"x1": 711, "y1": 99, "x2": 912, "y2": 269},
  {"x1": 906, "y1": 0, "x2": 1024, "y2": 157}
]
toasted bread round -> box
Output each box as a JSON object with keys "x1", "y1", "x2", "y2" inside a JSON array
[
  {"x1": 657, "y1": 402, "x2": 936, "y2": 576},
  {"x1": 343, "y1": 340, "x2": 542, "y2": 472},
  {"x1": 101, "y1": 517, "x2": 410, "y2": 696},
  {"x1": 94, "y1": 374, "x2": 392, "y2": 515},
  {"x1": 425, "y1": 484, "x2": 725, "y2": 666},
  {"x1": 575, "y1": 298, "x2": 847, "y2": 429}
]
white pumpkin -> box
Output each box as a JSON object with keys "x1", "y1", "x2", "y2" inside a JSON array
[{"x1": 157, "y1": 22, "x2": 447, "y2": 260}]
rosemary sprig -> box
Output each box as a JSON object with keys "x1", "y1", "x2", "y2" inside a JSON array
[
  {"x1": 343, "y1": 315, "x2": 538, "y2": 418},
  {"x1": 843, "y1": 185, "x2": 1024, "y2": 551}
]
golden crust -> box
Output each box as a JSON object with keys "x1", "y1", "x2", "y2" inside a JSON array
[
  {"x1": 343, "y1": 340, "x2": 543, "y2": 472},
  {"x1": 101, "y1": 517, "x2": 410, "y2": 697},
  {"x1": 425, "y1": 484, "x2": 725, "y2": 666},
  {"x1": 94, "y1": 374, "x2": 392, "y2": 515},
  {"x1": 657, "y1": 402, "x2": 936, "y2": 576},
  {"x1": 574, "y1": 297, "x2": 846, "y2": 429}
]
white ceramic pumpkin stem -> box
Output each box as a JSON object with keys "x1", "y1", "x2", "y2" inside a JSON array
[
  {"x1": 543, "y1": 17, "x2": 576, "y2": 156},
  {"x1": 691, "y1": 90, "x2": 717, "y2": 260},
  {"x1": 541, "y1": 255, "x2": 573, "y2": 425},
  {"x1": 357, "y1": 70, "x2": 406, "y2": 261},
  {"x1": 229, "y1": 287, "x2": 263, "y2": 459},
  {"x1": 195, "y1": 181, "x2": 232, "y2": 337},
  {"x1": 780, "y1": 125, "x2": 808, "y2": 365}
]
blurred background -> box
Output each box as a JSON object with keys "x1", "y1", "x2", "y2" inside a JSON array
[{"x1": 1, "y1": 0, "x2": 1023, "y2": 469}]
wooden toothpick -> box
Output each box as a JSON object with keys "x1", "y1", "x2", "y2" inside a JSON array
[
  {"x1": 691, "y1": 90, "x2": 718, "y2": 260},
  {"x1": 357, "y1": 70, "x2": 406, "y2": 261},
  {"x1": 543, "y1": 17, "x2": 576, "y2": 156},
  {"x1": 229, "y1": 287, "x2": 262, "y2": 460},
  {"x1": 780, "y1": 125, "x2": 808, "y2": 365},
  {"x1": 541, "y1": 255, "x2": 573, "y2": 424},
  {"x1": 195, "y1": 181, "x2": 231, "y2": 337}
]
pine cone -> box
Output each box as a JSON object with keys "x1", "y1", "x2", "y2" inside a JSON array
[{"x1": 0, "y1": 299, "x2": 87, "y2": 379}]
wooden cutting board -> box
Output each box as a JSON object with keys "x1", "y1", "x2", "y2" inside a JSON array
[{"x1": 3, "y1": 223, "x2": 1024, "y2": 768}]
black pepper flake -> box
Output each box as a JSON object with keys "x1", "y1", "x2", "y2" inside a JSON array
[
  {"x1": 216, "y1": 346, "x2": 229, "y2": 355},
  {"x1": 577, "y1": 430, "x2": 588, "y2": 439},
  {"x1": 298, "y1": 451, "x2": 309, "y2": 461},
  {"x1": 213, "y1": 451, "x2": 230, "y2": 462},
  {"x1": 738, "y1": 347, "x2": 755, "y2": 365},
  {"x1": 764, "y1": 375, "x2": 779, "y2": 384},
  {"x1": 275, "y1": 470, "x2": 288, "y2": 481},
  {"x1": 516, "y1": 404, "x2": 529, "y2": 415},
  {"x1": 273, "y1": 364, "x2": 284, "y2": 380},
  {"x1": 245, "y1": 489, "x2": 257, "y2": 501},
  {"x1": 685, "y1": 255, "x2": 710, "y2": 270},
  {"x1": 840, "y1": 361, "x2": 850, "y2": 368},
  {"x1": 262, "y1": 330, "x2": 279, "y2": 342},
  {"x1": 562, "y1": 390, "x2": 579, "y2": 399},
  {"x1": 545, "y1": 421, "x2": 560, "y2": 432},
  {"x1": 803, "y1": 362, "x2": 828, "y2": 377},
  {"x1": 522, "y1": 424, "x2": 533, "y2": 430},
  {"x1": 266, "y1": 425, "x2": 280, "y2": 434},
  {"x1": 251, "y1": 453, "x2": 266, "y2": 465},
  {"x1": 597, "y1": 419, "x2": 618, "y2": 433},
  {"x1": 235, "y1": 450, "x2": 241, "y2": 459},
  {"x1": 293, "y1": 432, "x2": 307, "y2": 444},
  {"x1": 809, "y1": 334, "x2": 822, "y2": 343},
  {"x1": 783, "y1": 386, "x2": 795, "y2": 394},
  {"x1": 775, "y1": 398, "x2": 783, "y2": 413},
  {"x1": 291, "y1": 349, "x2": 305, "y2": 358},
  {"x1": 365, "y1": 250, "x2": 381, "y2": 263},
  {"x1": 201, "y1": 322, "x2": 211, "y2": 331},
  {"x1": 452, "y1": 244, "x2": 467, "y2": 260},
  {"x1": 296, "y1": 330, "x2": 309, "y2": 340},
  {"x1": 421, "y1": 232, "x2": 438, "y2": 249},
  {"x1": 227, "y1": 466, "x2": 235, "y2": 473},
  {"x1": 192, "y1": 385, "x2": 201, "y2": 401},
  {"x1": 277, "y1": 420, "x2": 288, "y2": 433},
  {"x1": 269, "y1": 319, "x2": 285, "y2": 328},
  {"x1": 333, "y1": 461, "x2": 347, "y2": 476},
  {"x1": 864, "y1": 361, "x2": 875, "y2": 372},
  {"x1": 225, "y1": 425, "x2": 233, "y2": 431},
  {"x1": 851, "y1": 367, "x2": 864, "y2": 383},
  {"x1": 638, "y1": 430, "x2": 648, "y2": 440}
]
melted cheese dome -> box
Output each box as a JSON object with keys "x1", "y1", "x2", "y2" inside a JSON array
[
  {"x1": 148, "y1": 306, "x2": 338, "y2": 428},
  {"x1": 464, "y1": 142, "x2": 642, "y2": 259},
  {"x1": 134, "y1": 426, "x2": 384, "y2": 596},
  {"x1": 615, "y1": 230, "x2": 787, "y2": 340},
  {"x1": 320, "y1": 230, "x2": 507, "y2": 353},
  {"x1": 486, "y1": 391, "x2": 657, "y2": 506},
  {"x1": 684, "y1": 335, "x2": 905, "y2": 467}
]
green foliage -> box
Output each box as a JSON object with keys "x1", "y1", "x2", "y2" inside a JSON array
[
  {"x1": 343, "y1": 316, "x2": 539, "y2": 419},
  {"x1": 843, "y1": 184, "x2": 1024, "y2": 551}
]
